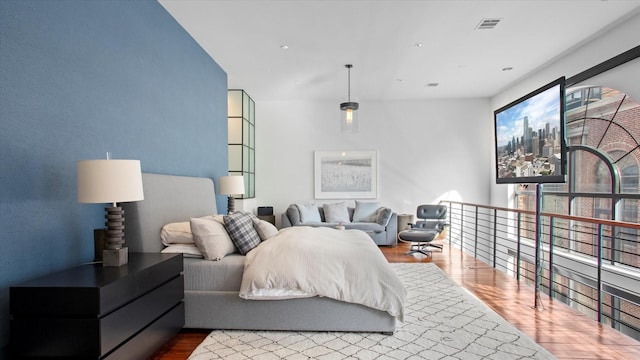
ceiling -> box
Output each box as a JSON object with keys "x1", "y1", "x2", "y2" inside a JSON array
[{"x1": 159, "y1": 0, "x2": 640, "y2": 102}]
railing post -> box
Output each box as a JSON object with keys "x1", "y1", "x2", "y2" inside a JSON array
[
  {"x1": 534, "y1": 184, "x2": 543, "y2": 310},
  {"x1": 474, "y1": 206, "x2": 479, "y2": 258},
  {"x1": 493, "y1": 209, "x2": 498, "y2": 267},
  {"x1": 517, "y1": 212, "x2": 521, "y2": 281},
  {"x1": 447, "y1": 202, "x2": 452, "y2": 248},
  {"x1": 611, "y1": 224, "x2": 617, "y2": 266},
  {"x1": 597, "y1": 224, "x2": 603, "y2": 323},
  {"x1": 460, "y1": 204, "x2": 464, "y2": 258},
  {"x1": 548, "y1": 217, "x2": 554, "y2": 298}
]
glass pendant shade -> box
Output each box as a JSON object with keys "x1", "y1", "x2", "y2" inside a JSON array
[
  {"x1": 339, "y1": 64, "x2": 359, "y2": 133},
  {"x1": 340, "y1": 101, "x2": 359, "y2": 133}
]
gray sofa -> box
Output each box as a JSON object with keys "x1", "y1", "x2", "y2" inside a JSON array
[{"x1": 281, "y1": 203, "x2": 397, "y2": 246}]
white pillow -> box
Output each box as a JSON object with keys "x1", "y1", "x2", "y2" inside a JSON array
[
  {"x1": 160, "y1": 222, "x2": 193, "y2": 245},
  {"x1": 323, "y1": 202, "x2": 351, "y2": 223},
  {"x1": 190, "y1": 216, "x2": 236, "y2": 261},
  {"x1": 211, "y1": 214, "x2": 225, "y2": 224},
  {"x1": 252, "y1": 218, "x2": 279, "y2": 241},
  {"x1": 296, "y1": 203, "x2": 322, "y2": 223},
  {"x1": 353, "y1": 201, "x2": 380, "y2": 222},
  {"x1": 161, "y1": 244, "x2": 203, "y2": 258}
]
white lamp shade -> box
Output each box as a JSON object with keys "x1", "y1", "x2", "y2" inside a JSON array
[
  {"x1": 219, "y1": 175, "x2": 245, "y2": 195},
  {"x1": 77, "y1": 160, "x2": 144, "y2": 203}
]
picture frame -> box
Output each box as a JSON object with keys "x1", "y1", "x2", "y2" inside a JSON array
[{"x1": 314, "y1": 150, "x2": 377, "y2": 199}]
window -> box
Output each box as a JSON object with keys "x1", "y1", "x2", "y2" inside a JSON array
[{"x1": 516, "y1": 86, "x2": 640, "y2": 267}]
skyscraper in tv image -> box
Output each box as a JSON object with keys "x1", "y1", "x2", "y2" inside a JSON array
[{"x1": 497, "y1": 117, "x2": 560, "y2": 179}]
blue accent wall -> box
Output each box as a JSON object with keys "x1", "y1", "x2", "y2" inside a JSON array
[{"x1": 0, "y1": 0, "x2": 228, "y2": 352}]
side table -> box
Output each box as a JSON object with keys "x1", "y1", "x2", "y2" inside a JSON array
[
  {"x1": 257, "y1": 214, "x2": 276, "y2": 226},
  {"x1": 397, "y1": 214, "x2": 414, "y2": 233},
  {"x1": 10, "y1": 253, "x2": 184, "y2": 359}
]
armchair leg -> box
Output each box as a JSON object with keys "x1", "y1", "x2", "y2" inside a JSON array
[{"x1": 405, "y1": 243, "x2": 432, "y2": 257}]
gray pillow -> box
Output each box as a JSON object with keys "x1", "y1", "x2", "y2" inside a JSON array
[
  {"x1": 296, "y1": 203, "x2": 322, "y2": 223},
  {"x1": 224, "y1": 212, "x2": 262, "y2": 255},
  {"x1": 376, "y1": 207, "x2": 393, "y2": 226},
  {"x1": 286, "y1": 205, "x2": 302, "y2": 225},
  {"x1": 353, "y1": 201, "x2": 380, "y2": 222},
  {"x1": 323, "y1": 202, "x2": 351, "y2": 223}
]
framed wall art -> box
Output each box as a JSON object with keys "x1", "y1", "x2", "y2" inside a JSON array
[{"x1": 314, "y1": 150, "x2": 377, "y2": 199}]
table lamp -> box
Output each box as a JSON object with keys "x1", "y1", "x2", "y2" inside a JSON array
[
  {"x1": 77, "y1": 157, "x2": 144, "y2": 266},
  {"x1": 219, "y1": 175, "x2": 245, "y2": 214}
]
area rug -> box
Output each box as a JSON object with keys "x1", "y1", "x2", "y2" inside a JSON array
[{"x1": 188, "y1": 263, "x2": 556, "y2": 359}]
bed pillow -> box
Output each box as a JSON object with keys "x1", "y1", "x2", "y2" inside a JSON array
[
  {"x1": 323, "y1": 202, "x2": 351, "y2": 223},
  {"x1": 161, "y1": 244, "x2": 203, "y2": 258},
  {"x1": 160, "y1": 221, "x2": 194, "y2": 245},
  {"x1": 211, "y1": 214, "x2": 225, "y2": 224},
  {"x1": 296, "y1": 203, "x2": 322, "y2": 223},
  {"x1": 352, "y1": 201, "x2": 380, "y2": 222},
  {"x1": 376, "y1": 207, "x2": 393, "y2": 226},
  {"x1": 190, "y1": 216, "x2": 236, "y2": 261},
  {"x1": 224, "y1": 212, "x2": 262, "y2": 255},
  {"x1": 252, "y1": 218, "x2": 279, "y2": 241}
]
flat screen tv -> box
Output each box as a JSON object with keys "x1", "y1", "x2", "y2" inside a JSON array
[{"x1": 494, "y1": 77, "x2": 566, "y2": 184}]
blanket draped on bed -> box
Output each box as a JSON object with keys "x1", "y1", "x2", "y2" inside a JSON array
[{"x1": 239, "y1": 226, "x2": 407, "y2": 320}]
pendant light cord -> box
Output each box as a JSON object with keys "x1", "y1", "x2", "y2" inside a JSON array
[
  {"x1": 346, "y1": 64, "x2": 353, "y2": 102},
  {"x1": 348, "y1": 66, "x2": 351, "y2": 102}
]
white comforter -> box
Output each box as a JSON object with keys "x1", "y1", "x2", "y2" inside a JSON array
[{"x1": 239, "y1": 226, "x2": 407, "y2": 320}]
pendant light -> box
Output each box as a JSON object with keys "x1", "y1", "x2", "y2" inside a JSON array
[{"x1": 340, "y1": 64, "x2": 359, "y2": 133}]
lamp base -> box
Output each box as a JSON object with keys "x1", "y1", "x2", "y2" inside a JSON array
[
  {"x1": 227, "y1": 196, "x2": 235, "y2": 214},
  {"x1": 103, "y1": 247, "x2": 128, "y2": 267}
]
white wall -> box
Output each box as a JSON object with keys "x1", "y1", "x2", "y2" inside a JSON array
[
  {"x1": 489, "y1": 12, "x2": 640, "y2": 207},
  {"x1": 255, "y1": 97, "x2": 492, "y2": 225}
]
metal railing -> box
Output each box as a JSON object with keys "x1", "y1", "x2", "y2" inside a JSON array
[{"x1": 441, "y1": 200, "x2": 640, "y2": 340}]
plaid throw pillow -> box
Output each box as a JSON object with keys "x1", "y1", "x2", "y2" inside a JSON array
[{"x1": 224, "y1": 212, "x2": 261, "y2": 255}]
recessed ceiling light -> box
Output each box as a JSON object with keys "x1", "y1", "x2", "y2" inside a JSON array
[
  {"x1": 280, "y1": 44, "x2": 289, "y2": 50},
  {"x1": 414, "y1": 43, "x2": 423, "y2": 48},
  {"x1": 426, "y1": 83, "x2": 439, "y2": 87},
  {"x1": 502, "y1": 67, "x2": 514, "y2": 71}
]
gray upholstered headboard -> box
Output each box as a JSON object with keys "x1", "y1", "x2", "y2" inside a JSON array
[{"x1": 123, "y1": 173, "x2": 217, "y2": 253}]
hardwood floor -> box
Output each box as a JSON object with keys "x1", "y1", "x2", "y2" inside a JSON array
[{"x1": 150, "y1": 242, "x2": 640, "y2": 359}]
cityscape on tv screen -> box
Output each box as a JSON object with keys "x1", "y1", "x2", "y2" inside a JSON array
[{"x1": 495, "y1": 84, "x2": 562, "y2": 181}]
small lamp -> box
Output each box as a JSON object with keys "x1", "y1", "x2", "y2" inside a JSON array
[
  {"x1": 219, "y1": 175, "x2": 245, "y2": 214},
  {"x1": 77, "y1": 157, "x2": 144, "y2": 267}
]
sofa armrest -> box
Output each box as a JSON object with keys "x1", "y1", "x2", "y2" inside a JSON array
[
  {"x1": 281, "y1": 213, "x2": 293, "y2": 228},
  {"x1": 385, "y1": 212, "x2": 398, "y2": 246}
]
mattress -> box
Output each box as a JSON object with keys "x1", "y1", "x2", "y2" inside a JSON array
[{"x1": 184, "y1": 254, "x2": 245, "y2": 292}]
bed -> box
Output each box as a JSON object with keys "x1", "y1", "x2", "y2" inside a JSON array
[{"x1": 123, "y1": 173, "x2": 402, "y2": 333}]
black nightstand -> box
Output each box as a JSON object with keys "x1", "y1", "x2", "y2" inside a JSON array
[
  {"x1": 10, "y1": 253, "x2": 184, "y2": 359},
  {"x1": 257, "y1": 215, "x2": 276, "y2": 226}
]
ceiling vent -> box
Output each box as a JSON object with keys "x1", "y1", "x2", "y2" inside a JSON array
[{"x1": 475, "y1": 18, "x2": 501, "y2": 30}]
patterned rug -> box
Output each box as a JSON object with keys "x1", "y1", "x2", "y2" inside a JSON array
[{"x1": 188, "y1": 263, "x2": 556, "y2": 359}]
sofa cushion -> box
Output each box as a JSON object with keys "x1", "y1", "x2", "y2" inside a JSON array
[
  {"x1": 345, "y1": 222, "x2": 386, "y2": 233},
  {"x1": 286, "y1": 206, "x2": 302, "y2": 225},
  {"x1": 296, "y1": 203, "x2": 322, "y2": 223},
  {"x1": 352, "y1": 201, "x2": 380, "y2": 222},
  {"x1": 323, "y1": 202, "x2": 351, "y2": 223},
  {"x1": 376, "y1": 207, "x2": 393, "y2": 227}
]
